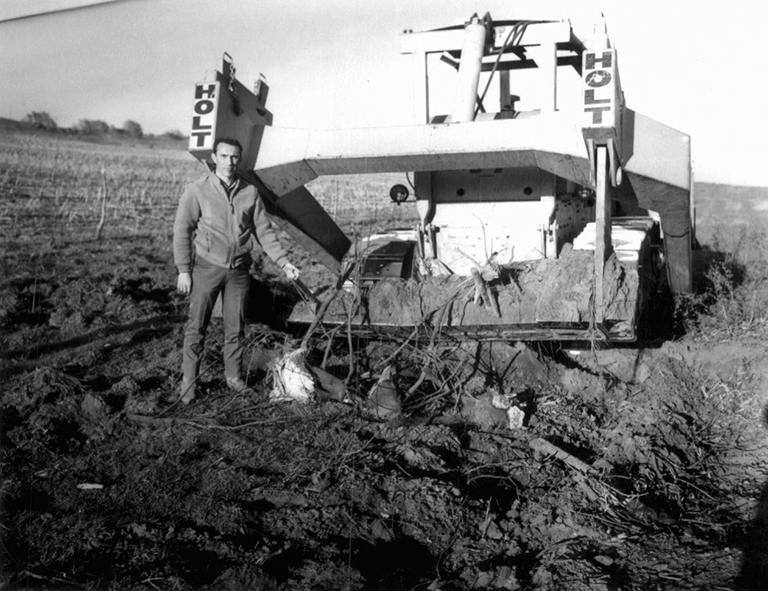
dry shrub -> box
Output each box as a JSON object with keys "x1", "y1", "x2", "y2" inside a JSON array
[{"x1": 676, "y1": 224, "x2": 768, "y2": 337}]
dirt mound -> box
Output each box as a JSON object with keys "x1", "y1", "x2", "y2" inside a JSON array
[{"x1": 292, "y1": 247, "x2": 640, "y2": 340}]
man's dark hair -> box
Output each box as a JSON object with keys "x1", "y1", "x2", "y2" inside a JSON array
[{"x1": 213, "y1": 137, "x2": 243, "y2": 154}]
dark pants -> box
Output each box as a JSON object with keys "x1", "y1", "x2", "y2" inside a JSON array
[{"x1": 182, "y1": 258, "x2": 250, "y2": 383}]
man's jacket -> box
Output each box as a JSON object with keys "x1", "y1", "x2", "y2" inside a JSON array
[{"x1": 173, "y1": 172, "x2": 290, "y2": 273}]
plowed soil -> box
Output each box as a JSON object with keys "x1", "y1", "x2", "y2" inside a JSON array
[{"x1": 2, "y1": 131, "x2": 768, "y2": 591}]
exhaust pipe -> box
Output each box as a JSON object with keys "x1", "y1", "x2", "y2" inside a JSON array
[{"x1": 451, "y1": 14, "x2": 488, "y2": 122}]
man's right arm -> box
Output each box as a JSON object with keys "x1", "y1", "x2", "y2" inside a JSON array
[
  {"x1": 173, "y1": 185, "x2": 200, "y2": 290},
  {"x1": 177, "y1": 272, "x2": 192, "y2": 293}
]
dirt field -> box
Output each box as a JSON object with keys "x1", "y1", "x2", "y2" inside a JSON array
[{"x1": 2, "y1": 129, "x2": 768, "y2": 590}]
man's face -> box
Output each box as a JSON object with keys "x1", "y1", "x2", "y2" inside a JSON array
[{"x1": 211, "y1": 143, "x2": 241, "y2": 180}]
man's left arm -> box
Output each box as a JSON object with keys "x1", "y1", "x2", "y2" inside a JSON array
[{"x1": 253, "y1": 192, "x2": 300, "y2": 280}]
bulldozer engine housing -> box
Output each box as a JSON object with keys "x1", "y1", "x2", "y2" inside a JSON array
[{"x1": 188, "y1": 11, "x2": 694, "y2": 343}]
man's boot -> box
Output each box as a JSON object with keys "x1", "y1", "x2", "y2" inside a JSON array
[
  {"x1": 180, "y1": 378, "x2": 196, "y2": 405},
  {"x1": 226, "y1": 376, "x2": 256, "y2": 397}
]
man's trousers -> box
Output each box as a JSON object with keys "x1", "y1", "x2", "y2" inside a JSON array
[{"x1": 182, "y1": 257, "x2": 250, "y2": 383}]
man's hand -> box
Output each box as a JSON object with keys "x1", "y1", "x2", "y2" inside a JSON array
[
  {"x1": 177, "y1": 272, "x2": 192, "y2": 294},
  {"x1": 282, "y1": 263, "x2": 300, "y2": 281}
]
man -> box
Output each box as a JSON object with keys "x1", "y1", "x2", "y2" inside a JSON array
[{"x1": 173, "y1": 137, "x2": 299, "y2": 404}]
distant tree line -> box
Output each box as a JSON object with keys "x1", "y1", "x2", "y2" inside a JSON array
[{"x1": 21, "y1": 111, "x2": 185, "y2": 140}]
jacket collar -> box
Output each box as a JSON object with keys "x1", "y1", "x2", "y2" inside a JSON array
[{"x1": 206, "y1": 170, "x2": 242, "y2": 198}]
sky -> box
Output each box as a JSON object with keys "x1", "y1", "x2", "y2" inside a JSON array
[{"x1": 1, "y1": 0, "x2": 767, "y2": 186}]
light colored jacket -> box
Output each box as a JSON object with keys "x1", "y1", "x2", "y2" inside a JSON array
[{"x1": 173, "y1": 172, "x2": 290, "y2": 273}]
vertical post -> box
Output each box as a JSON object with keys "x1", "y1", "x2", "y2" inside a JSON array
[
  {"x1": 411, "y1": 49, "x2": 432, "y2": 258},
  {"x1": 538, "y1": 42, "x2": 557, "y2": 113},
  {"x1": 499, "y1": 70, "x2": 512, "y2": 111},
  {"x1": 415, "y1": 171, "x2": 434, "y2": 228},
  {"x1": 540, "y1": 173, "x2": 556, "y2": 258},
  {"x1": 452, "y1": 17, "x2": 487, "y2": 122},
  {"x1": 594, "y1": 145, "x2": 612, "y2": 325},
  {"x1": 412, "y1": 52, "x2": 430, "y2": 124}
]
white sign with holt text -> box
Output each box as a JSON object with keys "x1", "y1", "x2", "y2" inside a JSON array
[
  {"x1": 582, "y1": 49, "x2": 617, "y2": 129},
  {"x1": 189, "y1": 81, "x2": 220, "y2": 151}
]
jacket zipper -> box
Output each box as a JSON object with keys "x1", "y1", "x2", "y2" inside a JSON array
[
  {"x1": 229, "y1": 187, "x2": 238, "y2": 268},
  {"x1": 222, "y1": 180, "x2": 236, "y2": 268}
]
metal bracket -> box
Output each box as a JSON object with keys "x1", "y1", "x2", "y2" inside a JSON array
[
  {"x1": 222, "y1": 52, "x2": 242, "y2": 116},
  {"x1": 586, "y1": 138, "x2": 622, "y2": 188}
]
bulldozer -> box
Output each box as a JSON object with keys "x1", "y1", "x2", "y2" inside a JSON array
[{"x1": 187, "y1": 11, "x2": 693, "y2": 343}]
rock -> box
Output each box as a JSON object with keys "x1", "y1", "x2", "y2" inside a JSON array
[
  {"x1": 485, "y1": 521, "x2": 504, "y2": 540},
  {"x1": 592, "y1": 349, "x2": 646, "y2": 383},
  {"x1": 80, "y1": 393, "x2": 106, "y2": 420},
  {"x1": 310, "y1": 365, "x2": 347, "y2": 402},
  {"x1": 370, "y1": 518, "x2": 394, "y2": 542},
  {"x1": 365, "y1": 365, "x2": 401, "y2": 420},
  {"x1": 461, "y1": 392, "x2": 509, "y2": 429},
  {"x1": 506, "y1": 406, "x2": 526, "y2": 429},
  {"x1": 109, "y1": 375, "x2": 140, "y2": 397}
]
